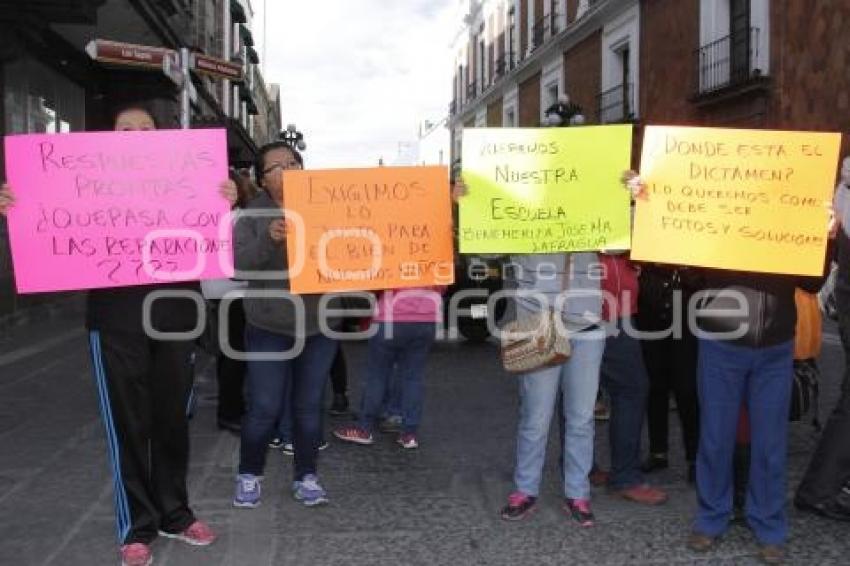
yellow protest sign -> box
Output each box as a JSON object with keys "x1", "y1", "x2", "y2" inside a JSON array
[
  {"x1": 459, "y1": 126, "x2": 633, "y2": 254},
  {"x1": 631, "y1": 126, "x2": 841, "y2": 275}
]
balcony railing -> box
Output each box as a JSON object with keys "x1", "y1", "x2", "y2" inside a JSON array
[
  {"x1": 494, "y1": 51, "x2": 515, "y2": 79},
  {"x1": 597, "y1": 83, "x2": 634, "y2": 123},
  {"x1": 695, "y1": 27, "x2": 762, "y2": 95},
  {"x1": 531, "y1": 16, "x2": 547, "y2": 50},
  {"x1": 466, "y1": 81, "x2": 478, "y2": 100},
  {"x1": 449, "y1": 100, "x2": 457, "y2": 116},
  {"x1": 550, "y1": 9, "x2": 560, "y2": 35}
]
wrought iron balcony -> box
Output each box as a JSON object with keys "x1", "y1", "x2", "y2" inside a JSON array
[
  {"x1": 550, "y1": 10, "x2": 560, "y2": 35},
  {"x1": 597, "y1": 83, "x2": 634, "y2": 124},
  {"x1": 466, "y1": 81, "x2": 478, "y2": 100},
  {"x1": 695, "y1": 27, "x2": 762, "y2": 96},
  {"x1": 494, "y1": 51, "x2": 515, "y2": 79},
  {"x1": 531, "y1": 16, "x2": 547, "y2": 50}
]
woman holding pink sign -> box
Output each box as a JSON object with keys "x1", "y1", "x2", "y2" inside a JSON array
[{"x1": 0, "y1": 101, "x2": 236, "y2": 566}]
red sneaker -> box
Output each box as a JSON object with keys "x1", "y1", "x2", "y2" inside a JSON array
[
  {"x1": 120, "y1": 543, "x2": 153, "y2": 566},
  {"x1": 564, "y1": 498, "x2": 595, "y2": 527},
  {"x1": 159, "y1": 520, "x2": 216, "y2": 546},
  {"x1": 397, "y1": 433, "x2": 419, "y2": 449},
  {"x1": 333, "y1": 425, "x2": 374, "y2": 445},
  {"x1": 500, "y1": 491, "x2": 537, "y2": 521},
  {"x1": 615, "y1": 484, "x2": 668, "y2": 506}
]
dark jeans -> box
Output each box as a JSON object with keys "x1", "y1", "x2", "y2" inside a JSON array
[
  {"x1": 642, "y1": 331, "x2": 699, "y2": 461},
  {"x1": 796, "y1": 289, "x2": 850, "y2": 507},
  {"x1": 239, "y1": 324, "x2": 338, "y2": 480},
  {"x1": 695, "y1": 338, "x2": 793, "y2": 545},
  {"x1": 276, "y1": 348, "x2": 348, "y2": 442},
  {"x1": 215, "y1": 299, "x2": 246, "y2": 423},
  {"x1": 599, "y1": 317, "x2": 650, "y2": 489},
  {"x1": 330, "y1": 347, "x2": 348, "y2": 395},
  {"x1": 358, "y1": 322, "x2": 437, "y2": 434}
]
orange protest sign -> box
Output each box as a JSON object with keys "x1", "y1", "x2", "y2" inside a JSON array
[
  {"x1": 631, "y1": 126, "x2": 841, "y2": 276},
  {"x1": 282, "y1": 166, "x2": 455, "y2": 293}
]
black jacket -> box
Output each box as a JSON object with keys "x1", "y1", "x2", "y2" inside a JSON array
[
  {"x1": 636, "y1": 264, "x2": 703, "y2": 332},
  {"x1": 86, "y1": 282, "x2": 201, "y2": 334},
  {"x1": 695, "y1": 268, "x2": 824, "y2": 349}
]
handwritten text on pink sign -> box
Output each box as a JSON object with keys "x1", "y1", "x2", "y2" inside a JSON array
[{"x1": 4, "y1": 129, "x2": 232, "y2": 293}]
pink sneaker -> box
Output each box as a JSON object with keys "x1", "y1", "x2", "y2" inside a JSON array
[
  {"x1": 564, "y1": 498, "x2": 595, "y2": 527},
  {"x1": 120, "y1": 543, "x2": 153, "y2": 566},
  {"x1": 333, "y1": 425, "x2": 374, "y2": 445},
  {"x1": 397, "y1": 433, "x2": 419, "y2": 449},
  {"x1": 159, "y1": 520, "x2": 216, "y2": 546}
]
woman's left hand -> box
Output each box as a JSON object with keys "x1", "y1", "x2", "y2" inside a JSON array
[
  {"x1": 827, "y1": 203, "x2": 839, "y2": 239},
  {"x1": 621, "y1": 169, "x2": 647, "y2": 200},
  {"x1": 219, "y1": 179, "x2": 238, "y2": 207}
]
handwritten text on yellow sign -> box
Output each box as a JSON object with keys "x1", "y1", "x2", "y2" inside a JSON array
[
  {"x1": 631, "y1": 126, "x2": 841, "y2": 275},
  {"x1": 459, "y1": 126, "x2": 633, "y2": 254}
]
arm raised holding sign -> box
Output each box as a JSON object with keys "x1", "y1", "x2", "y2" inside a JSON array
[
  {"x1": 0, "y1": 183, "x2": 14, "y2": 215},
  {"x1": 233, "y1": 135, "x2": 342, "y2": 509},
  {"x1": 233, "y1": 144, "x2": 301, "y2": 271}
]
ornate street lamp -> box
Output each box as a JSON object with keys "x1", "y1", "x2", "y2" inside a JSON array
[
  {"x1": 279, "y1": 123, "x2": 306, "y2": 150},
  {"x1": 543, "y1": 94, "x2": 585, "y2": 127}
]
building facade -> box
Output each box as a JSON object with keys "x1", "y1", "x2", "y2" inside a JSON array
[
  {"x1": 0, "y1": 0, "x2": 281, "y2": 322},
  {"x1": 448, "y1": 0, "x2": 850, "y2": 165}
]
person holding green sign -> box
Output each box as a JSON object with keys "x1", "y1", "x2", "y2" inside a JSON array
[{"x1": 453, "y1": 176, "x2": 606, "y2": 527}]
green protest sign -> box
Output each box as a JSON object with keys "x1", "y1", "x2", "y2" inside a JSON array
[{"x1": 459, "y1": 125, "x2": 633, "y2": 254}]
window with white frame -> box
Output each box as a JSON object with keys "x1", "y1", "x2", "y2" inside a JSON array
[
  {"x1": 600, "y1": 4, "x2": 639, "y2": 123},
  {"x1": 697, "y1": 0, "x2": 770, "y2": 94},
  {"x1": 547, "y1": 83, "x2": 558, "y2": 108}
]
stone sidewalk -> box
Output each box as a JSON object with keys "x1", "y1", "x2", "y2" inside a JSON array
[{"x1": 1, "y1": 311, "x2": 849, "y2": 565}]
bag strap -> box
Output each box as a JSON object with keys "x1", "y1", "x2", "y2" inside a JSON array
[{"x1": 562, "y1": 253, "x2": 573, "y2": 293}]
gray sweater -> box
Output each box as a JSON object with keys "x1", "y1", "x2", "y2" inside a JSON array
[
  {"x1": 233, "y1": 191, "x2": 341, "y2": 336},
  {"x1": 508, "y1": 252, "x2": 602, "y2": 332}
]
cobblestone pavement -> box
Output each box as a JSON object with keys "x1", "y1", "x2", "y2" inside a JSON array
[{"x1": 1, "y1": 311, "x2": 848, "y2": 565}]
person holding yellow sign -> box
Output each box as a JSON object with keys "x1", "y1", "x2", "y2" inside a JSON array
[
  {"x1": 453, "y1": 160, "x2": 606, "y2": 528},
  {"x1": 622, "y1": 167, "x2": 831, "y2": 563}
]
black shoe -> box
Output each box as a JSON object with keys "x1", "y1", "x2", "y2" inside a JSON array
[
  {"x1": 217, "y1": 418, "x2": 241, "y2": 434},
  {"x1": 641, "y1": 454, "x2": 669, "y2": 473},
  {"x1": 329, "y1": 393, "x2": 349, "y2": 416},
  {"x1": 794, "y1": 496, "x2": 850, "y2": 522}
]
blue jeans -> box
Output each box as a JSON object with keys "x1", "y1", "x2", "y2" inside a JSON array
[
  {"x1": 358, "y1": 322, "x2": 437, "y2": 434},
  {"x1": 275, "y1": 375, "x2": 294, "y2": 442},
  {"x1": 275, "y1": 381, "x2": 325, "y2": 445},
  {"x1": 600, "y1": 317, "x2": 649, "y2": 489},
  {"x1": 239, "y1": 324, "x2": 338, "y2": 480},
  {"x1": 514, "y1": 329, "x2": 605, "y2": 499},
  {"x1": 695, "y1": 338, "x2": 793, "y2": 545},
  {"x1": 380, "y1": 366, "x2": 403, "y2": 419}
]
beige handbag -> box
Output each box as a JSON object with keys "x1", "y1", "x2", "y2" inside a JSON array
[{"x1": 500, "y1": 255, "x2": 572, "y2": 373}]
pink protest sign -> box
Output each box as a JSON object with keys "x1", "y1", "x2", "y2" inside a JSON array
[{"x1": 4, "y1": 128, "x2": 233, "y2": 293}]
